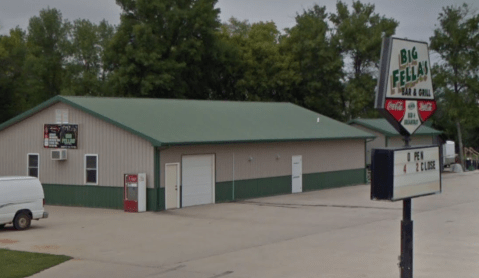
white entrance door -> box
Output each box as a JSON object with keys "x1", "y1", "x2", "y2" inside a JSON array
[
  {"x1": 182, "y1": 154, "x2": 215, "y2": 207},
  {"x1": 165, "y1": 163, "x2": 179, "y2": 209},
  {"x1": 292, "y1": 155, "x2": 302, "y2": 193}
]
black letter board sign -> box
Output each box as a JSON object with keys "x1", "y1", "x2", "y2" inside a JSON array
[
  {"x1": 44, "y1": 124, "x2": 78, "y2": 149},
  {"x1": 371, "y1": 145, "x2": 441, "y2": 201}
]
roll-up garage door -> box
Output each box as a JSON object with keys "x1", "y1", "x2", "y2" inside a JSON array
[{"x1": 182, "y1": 154, "x2": 215, "y2": 207}]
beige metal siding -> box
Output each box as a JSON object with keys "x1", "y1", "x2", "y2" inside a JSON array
[
  {"x1": 0, "y1": 103, "x2": 154, "y2": 188},
  {"x1": 350, "y1": 124, "x2": 436, "y2": 164},
  {"x1": 350, "y1": 124, "x2": 385, "y2": 165},
  {"x1": 160, "y1": 139, "x2": 365, "y2": 187},
  {"x1": 388, "y1": 135, "x2": 433, "y2": 148}
]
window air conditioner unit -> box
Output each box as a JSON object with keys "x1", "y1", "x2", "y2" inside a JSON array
[{"x1": 51, "y1": 149, "x2": 67, "y2": 160}]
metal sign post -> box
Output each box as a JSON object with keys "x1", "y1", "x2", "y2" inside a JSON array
[
  {"x1": 399, "y1": 136, "x2": 413, "y2": 278},
  {"x1": 372, "y1": 37, "x2": 440, "y2": 278},
  {"x1": 401, "y1": 136, "x2": 412, "y2": 278},
  {"x1": 401, "y1": 198, "x2": 413, "y2": 278}
]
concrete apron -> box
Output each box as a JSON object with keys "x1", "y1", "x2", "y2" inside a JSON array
[{"x1": 0, "y1": 171, "x2": 478, "y2": 278}]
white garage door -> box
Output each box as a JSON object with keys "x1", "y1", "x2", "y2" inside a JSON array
[{"x1": 182, "y1": 154, "x2": 215, "y2": 207}]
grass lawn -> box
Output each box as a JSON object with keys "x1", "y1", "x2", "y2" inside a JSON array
[{"x1": 0, "y1": 248, "x2": 71, "y2": 278}]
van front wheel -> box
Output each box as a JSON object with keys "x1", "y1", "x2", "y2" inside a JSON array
[{"x1": 14, "y1": 213, "x2": 31, "y2": 230}]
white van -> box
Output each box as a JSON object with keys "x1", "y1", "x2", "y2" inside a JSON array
[{"x1": 0, "y1": 176, "x2": 49, "y2": 230}]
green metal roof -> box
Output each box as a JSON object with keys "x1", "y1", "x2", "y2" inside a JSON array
[
  {"x1": 0, "y1": 96, "x2": 374, "y2": 146},
  {"x1": 348, "y1": 118, "x2": 442, "y2": 137}
]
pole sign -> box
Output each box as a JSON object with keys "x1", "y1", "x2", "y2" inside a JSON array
[
  {"x1": 372, "y1": 37, "x2": 440, "y2": 278},
  {"x1": 371, "y1": 146, "x2": 441, "y2": 201},
  {"x1": 375, "y1": 37, "x2": 436, "y2": 136}
]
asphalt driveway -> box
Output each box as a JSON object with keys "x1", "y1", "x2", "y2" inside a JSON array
[{"x1": 1, "y1": 171, "x2": 479, "y2": 278}]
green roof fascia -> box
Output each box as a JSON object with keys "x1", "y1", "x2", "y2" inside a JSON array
[
  {"x1": 160, "y1": 135, "x2": 376, "y2": 147},
  {"x1": 348, "y1": 119, "x2": 442, "y2": 137},
  {"x1": 0, "y1": 96, "x2": 164, "y2": 147},
  {"x1": 387, "y1": 132, "x2": 441, "y2": 137}
]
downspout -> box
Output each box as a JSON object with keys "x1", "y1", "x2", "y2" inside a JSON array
[
  {"x1": 365, "y1": 137, "x2": 375, "y2": 165},
  {"x1": 232, "y1": 153, "x2": 235, "y2": 201},
  {"x1": 385, "y1": 136, "x2": 389, "y2": 147},
  {"x1": 364, "y1": 140, "x2": 367, "y2": 167},
  {"x1": 154, "y1": 147, "x2": 161, "y2": 211},
  {"x1": 365, "y1": 138, "x2": 375, "y2": 183}
]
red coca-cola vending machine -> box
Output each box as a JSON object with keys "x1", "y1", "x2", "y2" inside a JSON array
[{"x1": 124, "y1": 173, "x2": 146, "y2": 212}]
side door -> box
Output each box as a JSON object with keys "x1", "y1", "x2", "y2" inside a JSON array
[
  {"x1": 165, "y1": 163, "x2": 180, "y2": 209},
  {"x1": 292, "y1": 155, "x2": 302, "y2": 193}
]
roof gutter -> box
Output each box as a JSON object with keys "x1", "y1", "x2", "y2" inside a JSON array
[{"x1": 160, "y1": 135, "x2": 376, "y2": 147}]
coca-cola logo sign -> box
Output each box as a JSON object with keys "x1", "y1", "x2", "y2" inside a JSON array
[
  {"x1": 385, "y1": 99, "x2": 406, "y2": 122},
  {"x1": 417, "y1": 100, "x2": 437, "y2": 122},
  {"x1": 387, "y1": 101, "x2": 404, "y2": 111},
  {"x1": 418, "y1": 102, "x2": 433, "y2": 111}
]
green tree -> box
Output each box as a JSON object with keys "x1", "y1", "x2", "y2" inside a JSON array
[
  {"x1": 330, "y1": 0, "x2": 398, "y2": 120},
  {"x1": 208, "y1": 18, "x2": 250, "y2": 100},
  {"x1": 0, "y1": 9, "x2": 116, "y2": 121},
  {"x1": 215, "y1": 18, "x2": 302, "y2": 104},
  {"x1": 25, "y1": 8, "x2": 71, "y2": 106},
  {"x1": 97, "y1": 20, "x2": 115, "y2": 91},
  {"x1": 109, "y1": 0, "x2": 220, "y2": 99},
  {"x1": 236, "y1": 21, "x2": 296, "y2": 101},
  {"x1": 430, "y1": 3, "x2": 479, "y2": 167},
  {"x1": 64, "y1": 19, "x2": 101, "y2": 96},
  {"x1": 0, "y1": 28, "x2": 28, "y2": 123},
  {"x1": 221, "y1": 17, "x2": 251, "y2": 38},
  {"x1": 281, "y1": 5, "x2": 344, "y2": 119},
  {"x1": 64, "y1": 19, "x2": 115, "y2": 96}
]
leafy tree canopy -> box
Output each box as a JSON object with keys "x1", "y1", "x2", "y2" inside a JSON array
[
  {"x1": 330, "y1": 1, "x2": 398, "y2": 120},
  {"x1": 25, "y1": 8, "x2": 71, "y2": 106},
  {"x1": 430, "y1": 3, "x2": 479, "y2": 162},
  {"x1": 109, "y1": 0, "x2": 221, "y2": 99},
  {"x1": 0, "y1": 28, "x2": 28, "y2": 122},
  {"x1": 281, "y1": 5, "x2": 345, "y2": 119}
]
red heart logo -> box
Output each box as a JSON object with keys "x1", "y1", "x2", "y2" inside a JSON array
[
  {"x1": 385, "y1": 99, "x2": 405, "y2": 122},
  {"x1": 417, "y1": 100, "x2": 437, "y2": 122}
]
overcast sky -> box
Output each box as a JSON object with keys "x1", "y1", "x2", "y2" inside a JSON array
[{"x1": 0, "y1": 0, "x2": 475, "y2": 42}]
